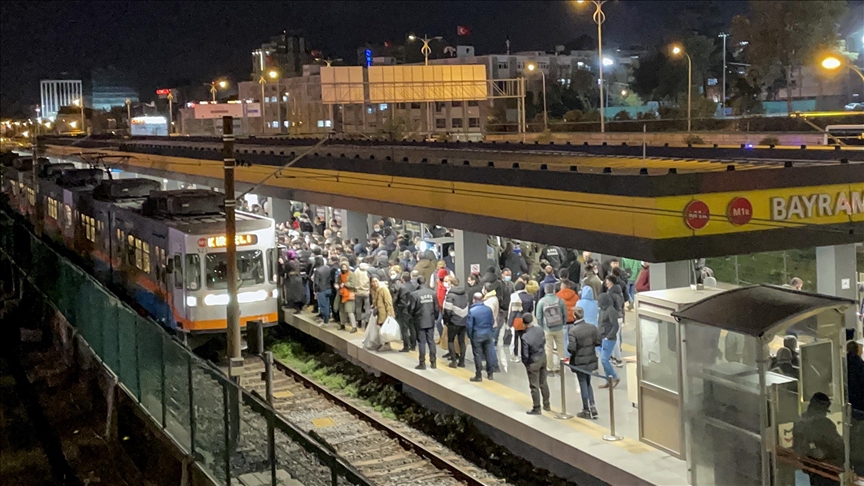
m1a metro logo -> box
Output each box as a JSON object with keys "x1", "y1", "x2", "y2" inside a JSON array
[
  {"x1": 771, "y1": 190, "x2": 864, "y2": 221},
  {"x1": 726, "y1": 197, "x2": 753, "y2": 226}
]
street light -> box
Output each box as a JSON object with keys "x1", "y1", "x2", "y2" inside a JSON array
[
  {"x1": 820, "y1": 55, "x2": 864, "y2": 82},
  {"x1": 407, "y1": 33, "x2": 443, "y2": 65},
  {"x1": 259, "y1": 69, "x2": 280, "y2": 135},
  {"x1": 718, "y1": 32, "x2": 729, "y2": 116},
  {"x1": 526, "y1": 63, "x2": 549, "y2": 131},
  {"x1": 72, "y1": 98, "x2": 85, "y2": 134},
  {"x1": 208, "y1": 79, "x2": 229, "y2": 102},
  {"x1": 576, "y1": 0, "x2": 608, "y2": 133},
  {"x1": 671, "y1": 44, "x2": 693, "y2": 132}
]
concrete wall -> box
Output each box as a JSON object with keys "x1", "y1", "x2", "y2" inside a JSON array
[{"x1": 485, "y1": 131, "x2": 827, "y2": 147}]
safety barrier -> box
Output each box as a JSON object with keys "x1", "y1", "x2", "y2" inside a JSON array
[
  {"x1": 557, "y1": 359, "x2": 623, "y2": 442},
  {"x1": 0, "y1": 208, "x2": 371, "y2": 486}
]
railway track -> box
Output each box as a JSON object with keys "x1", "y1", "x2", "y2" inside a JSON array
[{"x1": 239, "y1": 355, "x2": 508, "y2": 486}]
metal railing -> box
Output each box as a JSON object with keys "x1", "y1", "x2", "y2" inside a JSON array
[
  {"x1": 0, "y1": 208, "x2": 371, "y2": 486},
  {"x1": 556, "y1": 359, "x2": 623, "y2": 442}
]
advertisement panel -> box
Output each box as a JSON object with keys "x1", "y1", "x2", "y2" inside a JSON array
[
  {"x1": 193, "y1": 102, "x2": 261, "y2": 119},
  {"x1": 320, "y1": 65, "x2": 488, "y2": 104},
  {"x1": 130, "y1": 116, "x2": 168, "y2": 136}
]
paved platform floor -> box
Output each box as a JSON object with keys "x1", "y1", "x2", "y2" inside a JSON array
[{"x1": 283, "y1": 308, "x2": 688, "y2": 486}]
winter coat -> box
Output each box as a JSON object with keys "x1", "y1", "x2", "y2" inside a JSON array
[
  {"x1": 354, "y1": 266, "x2": 371, "y2": 297},
  {"x1": 413, "y1": 253, "x2": 436, "y2": 284},
  {"x1": 607, "y1": 284, "x2": 624, "y2": 314},
  {"x1": 466, "y1": 302, "x2": 495, "y2": 340},
  {"x1": 535, "y1": 294, "x2": 567, "y2": 331},
  {"x1": 313, "y1": 263, "x2": 332, "y2": 293},
  {"x1": 540, "y1": 246, "x2": 564, "y2": 269},
  {"x1": 435, "y1": 268, "x2": 449, "y2": 308},
  {"x1": 521, "y1": 325, "x2": 546, "y2": 366},
  {"x1": 502, "y1": 251, "x2": 528, "y2": 277},
  {"x1": 443, "y1": 286, "x2": 469, "y2": 327},
  {"x1": 555, "y1": 287, "x2": 579, "y2": 323},
  {"x1": 536, "y1": 273, "x2": 559, "y2": 299},
  {"x1": 482, "y1": 290, "x2": 499, "y2": 323},
  {"x1": 412, "y1": 286, "x2": 438, "y2": 329},
  {"x1": 575, "y1": 286, "x2": 599, "y2": 326},
  {"x1": 396, "y1": 280, "x2": 419, "y2": 316},
  {"x1": 372, "y1": 285, "x2": 395, "y2": 324},
  {"x1": 848, "y1": 351, "x2": 864, "y2": 415},
  {"x1": 338, "y1": 269, "x2": 357, "y2": 302},
  {"x1": 568, "y1": 320, "x2": 601, "y2": 372},
  {"x1": 581, "y1": 273, "x2": 602, "y2": 300},
  {"x1": 481, "y1": 266, "x2": 507, "y2": 310},
  {"x1": 508, "y1": 290, "x2": 535, "y2": 331},
  {"x1": 597, "y1": 293, "x2": 619, "y2": 341}
]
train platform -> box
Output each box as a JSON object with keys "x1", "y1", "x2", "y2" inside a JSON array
[{"x1": 282, "y1": 309, "x2": 688, "y2": 486}]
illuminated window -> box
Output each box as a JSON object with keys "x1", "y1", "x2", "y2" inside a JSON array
[
  {"x1": 47, "y1": 198, "x2": 58, "y2": 219},
  {"x1": 283, "y1": 120, "x2": 290, "y2": 127},
  {"x1": 64, "y1": 205, "x2": 72, "y2": 230},
  {"x1": 379, "y1": 103, "x2": 388, "y2": 110},
  {"x1": 270, "y1": 121, "x2": 279, "y2": 128},
  {"x1": 26, "y1": 187, "x2": 35, "y2": 206},
  {"x1": 81, "y1": 214, "x2": 96, "y2": 242}
]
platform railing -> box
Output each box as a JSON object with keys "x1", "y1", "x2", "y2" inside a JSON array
[
  {"x1": 557, "y1": 359, "x2": 624, "y2": 442},
  {"x1": 0, "y1": 207, "x2": 372, "y2": 486}
]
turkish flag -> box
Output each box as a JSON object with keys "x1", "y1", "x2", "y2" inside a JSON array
[{"x1": 457, "y1": 25, "x2": 471, "y2": 36}]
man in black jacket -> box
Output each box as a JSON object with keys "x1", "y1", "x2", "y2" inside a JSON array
[
  {"x1": 312, "y1": 256, "x2": 332, "y2": 325},
  {"x1": 521, "y1": 313, "x2": 550, "y2": 415},
  {"x1": 567, "y1": 307, "x2": 601, "y2": 419},
  {"x1": 412, "y1": 276, "x2": 438, "y2": 369},
  {"x1": 395, "y1": 272, "x2": 419, "y2": 352},
  {"x1": 597, "y1": 293, "x2": 620, "y2": 388},
  {"x1": 443, "y1": 277, "x2": 469, "y2": 368}
]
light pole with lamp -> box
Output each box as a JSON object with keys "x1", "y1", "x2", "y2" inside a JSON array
[
  {"x1": 125, "y1": 99, "x2": 132, "y2": 133},
  {"x1": 209, "y1": 79, "x2": 229, "y2": 102},
  {"x1": 73, "y1": 98, "x2": 85, "y2": 134},
  {"x1": 526, "y1": 63, "x2": 548, "y2": 131},
  {"x1": 671, "y1": 44, "x2": 692, "y2": 132},
  {"x1": 820, "y1": 55, "x2": 864, "y2": 83},
  {"x1": 408, "y1": 34, "x2": 443, "y2": 66},
  {"x1": 718, "y1": 32, "x2": 729, "y2": 116},
  {"x1": 576, "y1": 0, "x2": 607, "y2": 133},
  {"x1": 259, "y1": 69, "x2": 279, "y2": 135}
]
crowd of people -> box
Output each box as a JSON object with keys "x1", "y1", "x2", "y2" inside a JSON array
[{"x1": 273, "y1": 212, "x2": 654, "y2": 419}]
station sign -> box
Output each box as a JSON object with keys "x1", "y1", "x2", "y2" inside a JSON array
[
  {"x1": 726, "y1": 197, "x2": 753, "y2": 226},
  {"x1": 683, "y1": 200, "x2": 710, "y2": 230},
  {"x1": 199, "y1": 234, "x2": 258, "y2": 248},
  {"x1": 770, "y1": 190, "x2": 864, "y2": 221}
]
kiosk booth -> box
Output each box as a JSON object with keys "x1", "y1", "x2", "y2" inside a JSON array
[{"x1": 671, "y1": 285, "x2": 856, "y2": 486}]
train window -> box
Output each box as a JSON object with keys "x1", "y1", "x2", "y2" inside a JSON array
[
  {"x1": 185, "y1": 254, "x2": 200, "y2": 290},
  {"x1": 81, "y1": 215, "x2": 96, "y2": 243},
  {"x1": 267, "y1": 248, "x2": 279, "y2": 283},
  {"x1": 142, "y1": 241, "x2": 150, "y2": 274},
  {"x1": 64, "y1": 205, "x2": 72, "y2": 230},
  {"x1": 47, "y1": 198, "x2": 58, "y2": 219},
  {"x1": 173, "y1": 254, "x2": 183, "y2": 289},
  {"x1": 205, "y1": 250, "x2": 264, "y2": 290}
]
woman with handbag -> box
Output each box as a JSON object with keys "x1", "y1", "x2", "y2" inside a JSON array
[{"x1": 371, "y1": 277, "x2": 396, "y2": 351}]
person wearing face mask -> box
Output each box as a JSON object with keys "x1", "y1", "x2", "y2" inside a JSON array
[
  {"x1": 444, "y1": 247, "x2": 456, "y2": 273},
  {"x1": 443, "y1": 277, "x2": 469, "y2": 368},
  {"x1": 335, "y1": 261, "x2": 358, "y2": 332},
  {"x1": 465, "y1": 273, "x2": 483, "y2": 300}
]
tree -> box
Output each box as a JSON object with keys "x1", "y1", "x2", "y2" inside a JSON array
[
  {"x1": 731, "y1": 0, "x2": 846, "y2": 113},
  {"x1": 632, "y1": 50, "x2": 688, "y2": 102}
]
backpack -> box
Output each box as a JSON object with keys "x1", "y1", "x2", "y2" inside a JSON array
[{"x1": 543, "y1": 302, "x2": 565, "y2": 327}]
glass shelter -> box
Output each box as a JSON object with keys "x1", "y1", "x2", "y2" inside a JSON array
[{"x1": 672, "y1": 285, "x2": 856, "y2": 486}]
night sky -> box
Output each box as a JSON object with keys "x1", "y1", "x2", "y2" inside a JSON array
[{"x1": 0, "y1": 1, "x2": 749, "y2": 116}]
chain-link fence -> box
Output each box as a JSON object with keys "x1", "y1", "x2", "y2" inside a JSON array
[{"x1": 0, "y1": 208, "x2": 370, "y2": 486}]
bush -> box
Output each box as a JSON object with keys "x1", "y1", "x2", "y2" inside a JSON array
[
  {"x1": 759, "y1": 136, "x2": 780, "y2": 146},
  {"x1": 683, "y1": 134, "x2": 706, "y2": 145},
  {"x1": 563, "y1": 109, "x2": 583, "y2": 122},
  {"x1": 613, "y1": 110, "x2": 632, "y2": 121}
]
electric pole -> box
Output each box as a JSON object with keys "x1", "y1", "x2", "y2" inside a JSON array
[{"x1": 223, "y1": 116, "x2": 241, "y2": 363}]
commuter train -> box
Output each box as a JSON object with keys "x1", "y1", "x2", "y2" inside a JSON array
[{"x1": 1, "y1": 157, "x2": 279, "y2": 347}]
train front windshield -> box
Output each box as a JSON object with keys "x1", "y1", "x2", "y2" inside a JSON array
[{"x1": 205, "y1": 250, "x2": 265, "y2": 289}]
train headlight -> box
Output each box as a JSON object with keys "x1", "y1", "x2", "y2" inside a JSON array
[
  {"x1": 204, "y1": 294, "x2": 230, "y2": 306},
  {"x1": 271, "y1": 288, "x2": 278, "y2": 299},
  {"x1": 186, "y1": 296, "x2": 197, "y2": 307}
]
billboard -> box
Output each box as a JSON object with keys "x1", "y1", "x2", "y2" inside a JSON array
[
  {"x1": 320, "y1": 65, "x2": 488, "y2": 104},
  {"x1": 131, "y1": 116, "x2": 168, "y2": 136},
  {"x1": 193, "y1": 102, "x2": 260, "y2": 119}
]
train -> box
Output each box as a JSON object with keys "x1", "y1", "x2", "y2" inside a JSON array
[{"x1": 1, "y1": 155, "x2": 279, "y2": 348}]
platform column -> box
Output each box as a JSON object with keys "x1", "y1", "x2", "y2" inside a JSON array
[
  {"x1": 453, "y1": 230, "x2": 489, "y2": 286},
  {"x1": 816, "y1": 244, "x2": 858, "y2": 330},
  {"x1": 342, "y1": 209, "x2": 368, "y2": 245},
  {"x1": 268, "y1": 197, "x2": 293, "y2": 224},
  {"x1": 649, "y1": 261, "x2": 692, "y2": 291}
]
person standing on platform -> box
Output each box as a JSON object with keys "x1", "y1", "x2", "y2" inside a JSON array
[
  {"x1": 336, "y1": 261, "x2": 358, "y2": 332},
  {"x1": 581, "y1": 262, "x2": 603, "y2": 299},
  {"x1": 568, "y1": 307, "x2": 600, "y2": 419},
  {"x1": 312, "y1": 256, "x2": 332, "y2": 325},
  {"x1": 466, "y1": 292, "x2": 496, "y2": 382},
  {"x1": 576, "y1": 285, "x2": 599, "y2": 327},
  {"x1": 536, "y1": 284, "x2": 568, "y2": 375},
  {"x1": 597, "y1": 293, "x2": 620, "y2": 388},
  {"x1": 508, "y1": 281, "x2": 534, "y2": 363},
  {"x1": 354, "y1": 262, "x2": 372, "y2": 330},
  {"x1": 635, "y1": 261, "x2": 650, "y2": 293},
  {"x1": 443, "y1": 277, "x2": 469, "y2": 368},
  {"x1": 556, "y1": 279, "x2": 580, "y2": 360},
  {"x1": 395, "y1": 272, "x2": 418, "y2": 352},
  {"x1": 412, "y1": 276, "x2": 438, "y2": 369},
  {"x1": 521, "y1": 313, "x2": 551, "y2": 415},
  {"x1": 370, "y1": 277, "x2": 395, "y2": 350}
]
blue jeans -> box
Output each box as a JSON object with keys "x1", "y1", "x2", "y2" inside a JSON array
[
  {"x1": 564, "y1": 324, "x2": 573, "y2": 359},
  {"x1": 316, "y1": 289, "x2": 332, "y2": 324},
  {"x1": 600, "y1": 339, "x2": 618, "y2": 380},
  {"x1": 471, "y1": 334, "x2": 497, "y2": 374},
  {"x1": 577, "y1": 372, "x2": 595, "y2": 410}
]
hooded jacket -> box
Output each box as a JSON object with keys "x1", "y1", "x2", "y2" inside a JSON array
[
  {"x1": 607, "y1": 284, "x2": 624, "y2": 314},
  {"x1": 481, "y1": 266, "x2": 507, "y2": 310},
  {"x1": 482, "y1": 290, "x2": 499, "y2": 322},
  {"x1": 435, "y1": 268, "x2": 449, "y2": 308},
  {"x1": 502, "y1": 251, "x2": 528, "y2": 277},
  {"x1": 576, "y1": 286, "x2": 599, "y2": 326},
  {"x1": 568, "y1": 319, "x2": 601, "y2": 371},
  {"x1": 443, "y1": 286, "x2": 469, "y2": 327},
  {"x1": 556, "y1": 286, "x2": 579, "y2": 323},
  {"x1": 597, "y1": 293, "x2": 619, "y2": 341},
  {"x1": 413, "y1": 250, "x2": 436, "y2": 284}
]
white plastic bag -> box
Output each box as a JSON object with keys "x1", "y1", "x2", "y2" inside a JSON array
[
  {"x1": 379, "y1": 316, "x2": 402, "y2": 344},
  {"x1": 362, "y1": 321, "x2": 380, "y2": 350}
]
